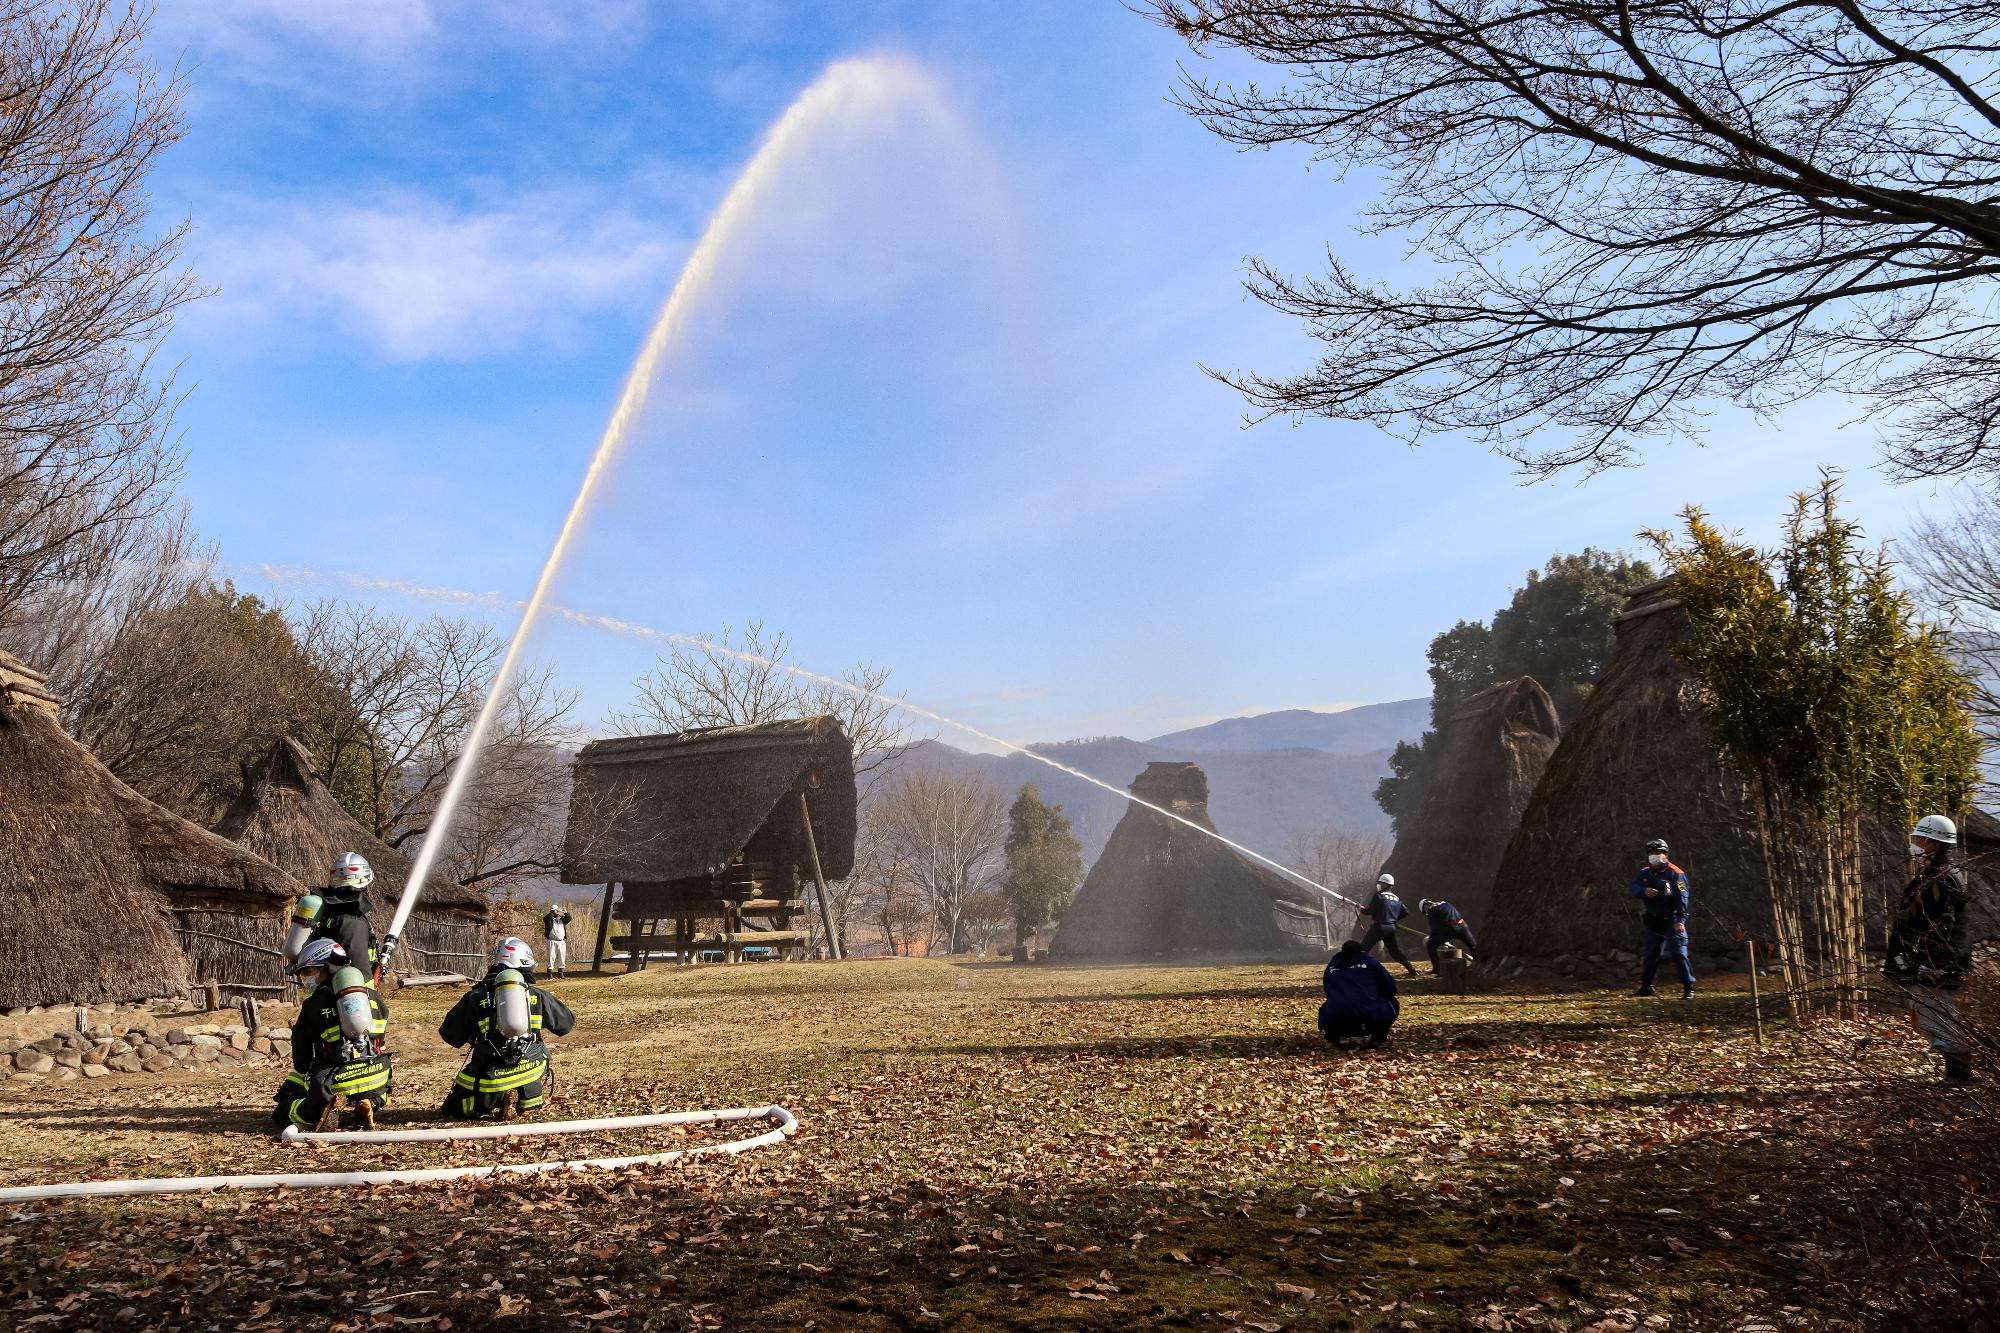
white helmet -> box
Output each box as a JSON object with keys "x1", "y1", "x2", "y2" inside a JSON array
[
  {"x1": 1912, "y1": 814, "x2": 1959, "y2": 846},
  {"x1": 287, "y1": 937, "x2": 348, "y2": 976},
  {"x1": 330, "y1": 852, "x2": 374, "y2": 890},
  {"x1": 494, "y1": 936, "x2": 536, "y2": 970},
  {"x1": 1419, "y1": 899, "x2": 1437, "y2": 913},
  {"x1": 1376, "y1": 873, "x2": 1395, "y2": 887}
]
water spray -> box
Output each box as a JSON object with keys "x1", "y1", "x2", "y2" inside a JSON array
[
  {"x1": 377, "y1": 55, "x2": 951, "y2": 977},
  {"x1": 254, "y1": 564, "x2": 1380, "y2": 921}
]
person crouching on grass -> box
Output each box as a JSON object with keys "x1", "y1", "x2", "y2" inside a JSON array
[
  {"x1": 438, "y1": 936, "x2": 577, "y2": 1119},
  {"x1": 1317, "y1": 939, "x2": 1400, "y2": 1049}
]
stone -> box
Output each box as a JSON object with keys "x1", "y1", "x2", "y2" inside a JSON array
[
  {"x1": 55, "y1": 1067, "x2": 77, "y2": 1081},
  {"x1": 86, "y1": 1025, "x2": 112, "y2": 1041},
  {"x1": 215, "y1": 1052, "x2": 239, "y2": 1068},
  {"x1": 81, "y1": 1046, "x2": 109, "y2": 1067},
  {"x1": 139, "y1": 1054, "x2": 174, "y2": 1074},
  {"x1": 166, "y1": 1044, "x2": 192, "y2": 1060},
  {"x1": 9, "y1": 1070, "x2": 45, "y2": 1082},
  {"x1": 221, "y1": 1024, "x2": 248, "y2": 1037},
  {"x1": 14, "y1": 1050, "x2": 53, "y2": 1075},
  {"x1": 31, "y1": 1036, "x2": 64, "y2": 1055},
  {"x1": 53, "y1": 1050, "x2": 82, "y2": 1070},
  {"x1": 165, "y1": 1028, "x2": 191, "y2": 1046},
  {"x1": 249, "y1": 1037, "x2": 272, "y2": 1055},
  {"x1": 227, "y1": 1033, "x2": 251, "y2": 1051},
  {"x1": 106, "y1": 1053, "x2": 144, "y2": 1074},
  {"x1": 0, "y1": 1037, "x2": 20, "y2": 1055},
  {"x1": 189, "y1": 1034, "x2": 224, "y2": 1050},
  {"x1": 190, "y1": 1045, "x2": 218, "y2": 1063},
  {"x1": 80, "y1": 1063, "x2": 110, "y2": 1079},
  {"x1": 3, "y1": 1007, "x2": 23, "y2": 1017}
]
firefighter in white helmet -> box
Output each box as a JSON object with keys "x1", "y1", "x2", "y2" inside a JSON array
[
  {"x1": 312, "y1": 852, "x2": 380, "y2": 976},
  {"x1": 436, "y1": 937, "x2": 576, "y2": 1119},
  {"x1": 1888, "y1": 815, "x2": 1975, "y2": 1082},
  {"x1": 271, "y1": 938, "x2": 392, "y2": 1132}
]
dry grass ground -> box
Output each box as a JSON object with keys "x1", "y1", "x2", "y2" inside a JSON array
[{"x1": 0, "y1": 958, "x2": 1984, "y2": 1331}]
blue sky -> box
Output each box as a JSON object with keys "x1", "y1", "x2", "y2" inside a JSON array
[{"x1": 146, "y1": 0, "x2": 1979, "y2": 748}]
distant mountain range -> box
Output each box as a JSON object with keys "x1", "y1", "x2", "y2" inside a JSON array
[{"x1": 904, "y1": 699, "x2": 1429, "y2": 868}]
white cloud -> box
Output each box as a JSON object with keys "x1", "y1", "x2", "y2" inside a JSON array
[
  {"x1": 157, "y1": 0, "x2": 647, "y2": 67},
  {"x1": 191, "y1": 191, "x2": 687, "y2": 361}
]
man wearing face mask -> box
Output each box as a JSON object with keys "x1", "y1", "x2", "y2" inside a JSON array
[
  {"x1": 1886, "y1": 815, "x2": 1974, "y2": 1083},
  {"x1": 1629, "y1": 837, "x2": 1694, "y2": 999}
]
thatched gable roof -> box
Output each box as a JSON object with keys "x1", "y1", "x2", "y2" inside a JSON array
[
  {"x1": 561, "y1": 716, "x2": 858, "y2": 885},
  {"x1": 1048, "y1": 761, "x2": 1321, "y2": 959},
  {"x1": 0, "y1": 689, "x2": 302, "y2": 1008},
  {"x1": 1378, "y1": 676, "x2": 1561, "y2": 931},
  {"x1": 211, "y1": 738, "x2": 488, "y2": 920}
]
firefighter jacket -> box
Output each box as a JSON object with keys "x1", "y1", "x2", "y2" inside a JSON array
[
  {"x1": 311, "y1": 885, "x2": 378, "y2": 973},
  {"x1": 289, "y1": 982, "x2": 390, "y2": 1071},
  {"x1": 1887, "y1": 853, "x2": 1973, "y2": 989},
  {"x1": 1362, "y1": 889, "x2": 1407, "y2": 929},
  {"x1": 1423, "y1": 901, "x2": 1468, "y2": 936},
  {"x1": 1628, "y1": 863, "x2": 1690, "y2": 929},
  {"x1": 438, "y1": 966, "x2": 577, "y2": 1071}
]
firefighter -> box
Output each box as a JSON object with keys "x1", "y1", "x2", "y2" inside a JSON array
[
  {"x1": 271, "y1": 939, "x2": 392, "y2": 1133},
  {"x1": 1358, "y1": 873, "x2": 1419, "y2": 977},
  {"x1": 1629, "y1": 837, "x2": 1695, "y2": 999},
  {"x1": 541, "y1": 903, "x2": 573, "y2": 978},
  {"x1": 438, "y1": 936, "x2": 577, "y2": 1119},
  {"x1": 1317, "y1": 939, "x2": 1400, "y2": 1048},
  {"x1": 313, "y1": 852, "x2": 380, "y2": 977},
  {"x1": 1887, "y1": 815, "x2": 1976, "y2": 1083},
  {"x1": 1417, "y1": 898, "x2": 1478, "y2": 973}
]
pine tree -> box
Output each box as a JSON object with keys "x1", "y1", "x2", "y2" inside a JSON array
[{"x1": 1001, "y1": 784, "x2": 1083, "y2": 957}]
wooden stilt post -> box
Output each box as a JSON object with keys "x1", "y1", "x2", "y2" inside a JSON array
[
  {"x1": 592, "y1": 882, "x2": 616, "y2": 975},
  {"x1": 799, "y1": 792, "x2": 841, "y2": 960},
  {"x1": 1748, "y1": 936, "x2": 1766, "y2": 1048}
]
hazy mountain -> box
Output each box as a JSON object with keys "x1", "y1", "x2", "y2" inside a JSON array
[
  {"x1": 904, "y1": 735, "x2": 1399, "y2": 869},
  {"x1": 1147, "y1": 698, "x2": 1429, "y2": 756}
]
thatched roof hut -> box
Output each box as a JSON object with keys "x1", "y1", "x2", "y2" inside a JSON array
[
  {"x1": 0, "y1": 651, "x2": 298, "y2": 1008},
  {"x1": 563, "y1": 716, "x2": 857, "y2": 886},
  {"x1": 1049, "y1": 762, "x2": 1322, "y2": 960},
  {"x1": 1378, "y1": 676, "x2": 1561, "y2": 932},
  {"x1": 212, "y1": 738, "x2": 491, "y2": 976},
  {"x1": 562, "y1": 716, "x2": 857, "y2": 965}
]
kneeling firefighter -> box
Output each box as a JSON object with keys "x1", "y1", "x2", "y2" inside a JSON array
[
  {"x1": 438, "y1": 937, "x2": 576, "y2": 1119},
  {"x1": 310, "y1": 852, "x2": 380, "y2": 977},
  {"x1": 272, "y1": 939, "x2": 392, "y2": 1132}
]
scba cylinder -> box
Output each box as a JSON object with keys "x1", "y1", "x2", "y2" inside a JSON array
[
  {"x1": 331, "y1": 966, "x2": 377, "y2": 1044},
  {"x1": 491, "y1": 968, "x2": 531, "y2": 1040},
  {"x1": 283, "y1": 894, "x2": 323, "y2": 964}
]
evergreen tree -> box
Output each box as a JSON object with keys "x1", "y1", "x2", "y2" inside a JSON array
[
  {"x1": 1376, "y1": 549, "x2": 1653, "y2": 834},
  {"x1": 1001, "y1": 784, "x2": 1083, "y2": 955}
]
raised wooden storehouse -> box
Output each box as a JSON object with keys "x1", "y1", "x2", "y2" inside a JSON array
[
  {"x1": 212, "y1": 738, "x2": 492, "y2": 977},
  {"x1": 1049, "y1": 762, "x2": 1324, "y2": 960},
  {"x1": 561, "y1": 716, "x2": 857, "y2": 967},
  {"x1": 1377, "y1": 677, "x2": 1562, "y2": 932},
  {"x1": 0, "y1": 651, "x2": 300, "y2": 1007}
]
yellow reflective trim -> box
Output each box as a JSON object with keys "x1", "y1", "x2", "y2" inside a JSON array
[
  {"x1": 472, "y1": 1063, "x2": 546, "y2": 1093},
  {"x1": 332, "y1": 1067, "x2": 390, "y2": 1095}
]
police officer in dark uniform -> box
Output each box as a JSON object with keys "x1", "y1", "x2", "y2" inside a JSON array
[
  {"x1": 1629, "y1": 838, "x2": 1695, "y2": 999},
  {"x1": 1417, "y1": 898, "x2": 1478, "y2": 973},
  {"x1": 438, "y1": 936, "x2": 577, "y2": 1119},
  {"x1": 1358, "y1": 873, "x2": 1419, "y2": 977}
]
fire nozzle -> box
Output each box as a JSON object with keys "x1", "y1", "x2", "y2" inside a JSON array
[{"x1": 373, "y1": 931, "x2": 400, "y2": 986}]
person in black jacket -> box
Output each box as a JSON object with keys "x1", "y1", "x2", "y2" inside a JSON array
[
  {"x1": 438, "y1": 937, "x2": 577, "y2": 1118},
  {"x1": 1628, "y1": 838, "x2": 1695, "y2": 999},
  {"x1": 1417, "y1": 898, "x2": 1478, "y2": 973},
  {"x1": 1358, "y1": 874, "x2": 1419, "y2": 977},
  {"x1": 271, "y1": 939, "x2": 392, "y2": 1132},
  {"x1": 1318, "y1": 940, "x2": 1400, "y2": 1048},
  {"x1": 1887, "y1": 815, "x2": 1976, "y2": 1083},
  {"x1": 313, "y1": 852, "x2": 380, "y2": 977}
]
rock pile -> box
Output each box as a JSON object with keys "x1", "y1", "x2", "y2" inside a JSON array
[{"x1": 0, "y1": 1004, "x2": 292, "y2": 1085}]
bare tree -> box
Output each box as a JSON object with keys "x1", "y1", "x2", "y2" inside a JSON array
[
  {"x1": 0, "y1": 1, "x2": 197, "y2": 633},
  {"x1": 1155, "y1": 1, "x2": 2000, "y2": 480},
  {"x1": 1906, "y1": 500, "x2": 2000, "y2": 794},
  {"x1": 879, "y1": 764, "x2": 1007, "y2": 954},
  {"x1": 1286, "y1": 821, "x2": 1392, "y2": 940},
  {"x1": 614, "y1": 622, "x2": 910, "y2": 793}
]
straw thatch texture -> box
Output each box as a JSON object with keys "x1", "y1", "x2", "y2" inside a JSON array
[
  {"x1": 1049, "y1": 762, "x2": 1322, "y2": 960},
  {"x1": 211, "y1": 738, "x2": 491, "y2": 975},
  {"x1": 1481, "y1": 581, "x2": 1922, "y2": 964},
  {"x1": 1378, "y1": 676, "x2": 1561, "y2": 931},
  {"x1": 561, "y1": 716, "x2": 857, "y2": 886},
  {"x1": 0, "y1": 687, "x2": 308, "y2": 1008}
]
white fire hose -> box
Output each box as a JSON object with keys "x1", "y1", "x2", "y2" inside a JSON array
[{"x1": 0, "y1": 1103, "x2": 796, "y2": 1203}]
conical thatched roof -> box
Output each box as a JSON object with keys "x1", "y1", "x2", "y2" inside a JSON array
[
  {"x1": 212, "y1": 738, "x2": 488, "y2": 922},
  {"x1": 0, "y1": 654, "x2": 299, "y2": 1008},
  {"x1": 1378, "y1": 677, "x2": 1561, "y2": 931},
  {"x1": 1049, "y1": 762, "x2": 1321, "y2": 960},
  {"x1": 561, "y1": 716, "x2": 857, "y2": 885}
]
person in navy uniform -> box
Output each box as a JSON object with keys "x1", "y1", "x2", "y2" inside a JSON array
[
  {"x1": 1629, "y1": 837, "x2": 1695, "y2": 999},
  {"x1": 1358, "y1": 873, "x2": 1419, "y2": 977},
  {"x1": 1417, "y1": 898, "x2": 1477, "y2": 973},
  {"x1": 1317, "y1": 940, "x2": 1400, "y2": 1048}
]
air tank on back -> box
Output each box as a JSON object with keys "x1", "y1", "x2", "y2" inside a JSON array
[
  {"x1": 491, "y1": 968, "x2": 532, "y2": 1040},
  {"x1": 284, "y1": 894, "x2": 323, "y2": 964},
  {"x1": 331, "y1": 965, "x2": 376, "y2": 1044}
]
